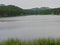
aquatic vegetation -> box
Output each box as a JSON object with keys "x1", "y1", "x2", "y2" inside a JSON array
[{"x1": 0, "y1": 38, "x2": 60, "y2": 45}]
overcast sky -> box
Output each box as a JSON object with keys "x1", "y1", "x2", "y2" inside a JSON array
[{"x1": 0, "y1": 0, "x2": 60, "y2": 9}]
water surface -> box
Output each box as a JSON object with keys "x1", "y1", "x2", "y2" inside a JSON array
[{"x1": 0, "y1": 15, "x2": 60, "y2": 41}]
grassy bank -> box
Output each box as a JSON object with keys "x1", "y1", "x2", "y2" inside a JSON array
[{"x1": 0, "y1": 38, "x2": 60, "y2": 45}]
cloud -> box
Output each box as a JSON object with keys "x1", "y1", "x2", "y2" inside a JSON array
[{"x1": 0, "y1": 0, "x2": 60, "y2": 9}]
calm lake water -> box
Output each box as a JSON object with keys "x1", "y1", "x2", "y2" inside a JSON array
[{"x1": 0, "y1": 15, "x2": 60, "y2": 41}]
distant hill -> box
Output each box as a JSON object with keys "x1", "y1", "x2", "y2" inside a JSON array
[
  {"x1": 24, "y1": 7, "x2": 60, "y2": 15},
  {"x1": 0, "y1": 4, "x2": 60, "y2": 17},
  {"x1": 32, "y1": 7, "x2": 51, "y2": 10},
  {"x1": 39, "y1": 7, "x2": 51, "y2": 10},
  {"x1": 0, "y1": 5, "x2": 25, "y2": 17}
]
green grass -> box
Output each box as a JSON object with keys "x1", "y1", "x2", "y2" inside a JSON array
[{"x1": 0, "y1": 38, "x2": 60, "y2": 45}]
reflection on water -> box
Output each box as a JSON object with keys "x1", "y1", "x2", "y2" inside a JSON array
[{"x1": 0, "y1": 15, "x2": 60, "y2": 41}]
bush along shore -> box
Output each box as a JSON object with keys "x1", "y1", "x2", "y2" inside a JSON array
[{"x1": 0, "y1": 38, "x2": 60, "y2": 45}]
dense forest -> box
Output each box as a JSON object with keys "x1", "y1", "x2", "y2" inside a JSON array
[
  {"x1": 24, "y1": 7, "x2": 60, "y2": 15},
  {"x1": 0, "y1": 4, "x2": 60, "y2": 17},
  {"x1": 0, "y1": 5, "x2": 25, "y2": 17}
]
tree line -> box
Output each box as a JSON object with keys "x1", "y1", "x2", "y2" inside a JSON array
[
  {"x1": 24, "y1": 8, "x2": 60, "y2": 15},
  {"x1": 0, "y1": 5, "x2": 60, "y2": 17}
]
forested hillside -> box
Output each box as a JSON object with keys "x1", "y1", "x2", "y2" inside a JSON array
[
  {"x1": 0, "y1": 4, "x2": 60, "y2": 17},
  {"x1": 0, "y1": 5, "x2": 25, "y2": 17}
]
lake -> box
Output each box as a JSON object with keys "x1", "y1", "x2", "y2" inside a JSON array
[{"x1": 0, "y1": 15, "x2": 60, "y2": 41}]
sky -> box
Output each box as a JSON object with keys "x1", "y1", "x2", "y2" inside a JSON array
[{"x1": 0, "y1": 0, "x2": 60, "y2": 9}]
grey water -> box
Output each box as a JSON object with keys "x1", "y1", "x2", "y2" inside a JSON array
[{"x1": 0, "y1": 15, "x2": 60, "y2": 41}]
